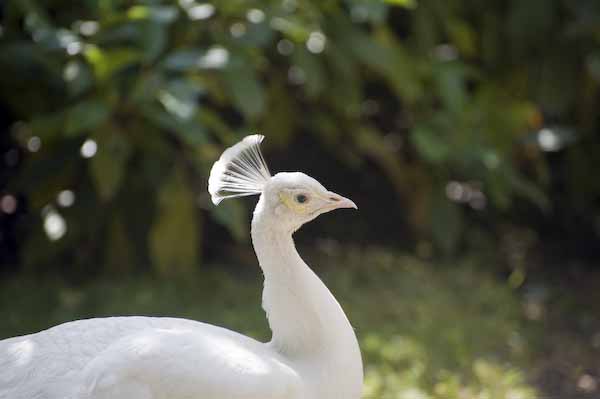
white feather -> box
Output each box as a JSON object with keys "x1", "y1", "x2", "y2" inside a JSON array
[
  {"x1": 1, "y1": 136, "x2": 364, "y2": 399},
  {"x1": 208, "y1": 134, "x2": 271, "y2": 205}
]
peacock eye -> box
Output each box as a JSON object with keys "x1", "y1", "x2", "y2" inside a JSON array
[{"x1": 295, "y1": 194, "x2": 309, "y2": 204}]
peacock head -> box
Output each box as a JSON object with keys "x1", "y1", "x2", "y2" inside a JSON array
[{"x1": 208, "y1": 135, "x2": 356, "y2": 231}]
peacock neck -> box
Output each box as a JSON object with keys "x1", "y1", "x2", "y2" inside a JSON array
[{"x1": 250, "y1": 198, "x2": 363, "y2": 397}]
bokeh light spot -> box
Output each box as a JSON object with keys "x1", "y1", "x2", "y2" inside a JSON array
[
  {"x1": 43, "y1": 209, "x2": 67, "y2": 241},
  {"x1": 288, "y1": 66, "x2": 305, "y2": 85},
  {"x1": 537, "y1": 128, "x2": 560, "y2": 152},
  {"x1": 306, "y1": 31, "x2": 326, "y2": 54},
  {"x1": 1, "y1": 194, "x2": 17, "y2": 214},
  {"x1": 78, "y1": 21, "x2": 99, "y2": 36},
  {"x1": 57, "y1": 190, "x2": 75, "y2": 208},
  {"x1": 198, "y1": 47, "x2": 229, "y2": 69},
  {"x1": 4, "y1": 149, "x2": 19, "y2": 167},
  {"x1": 27, "y1": 136, "x2": 41, "y2": 152},
  {"x1": 187, "y1": 4, "x2": 215, "y2": 20},
  {"x1": 246, "y1": 9, "x2": 265, "y2": 24},
  {"x1": 230, "y1": 22, "x2": 246, "y2": 38},
  {"x1": 63, "y1": 61, "x2": 80, "y2": 82},
  {"x1": 80, "y1": 139, "x2": 97, "y2": 158},
  {"x1": 277, "y1": 39, "x2": 294, "y2": 56}
]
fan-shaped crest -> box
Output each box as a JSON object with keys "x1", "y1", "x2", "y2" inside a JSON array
[{"x1": 208, "y1": 135, "x2": 272, "y2": 205}]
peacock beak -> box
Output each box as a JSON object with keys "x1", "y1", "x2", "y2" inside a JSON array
[{"x1": 326, "y1": 192, "x2": 358, "y2": 210}]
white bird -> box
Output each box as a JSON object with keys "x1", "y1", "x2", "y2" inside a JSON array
[{"x1": 0, "y1": 135, "x2": 363, "y2": 399}]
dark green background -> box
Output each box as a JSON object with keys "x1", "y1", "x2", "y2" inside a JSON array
[{"x1": 0, "y1": 1, "x2": 599, "y2": 398}]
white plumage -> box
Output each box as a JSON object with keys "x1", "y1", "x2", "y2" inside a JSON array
[{"x1": 0, "y1": 135, "x2": 363, "y2": 399}]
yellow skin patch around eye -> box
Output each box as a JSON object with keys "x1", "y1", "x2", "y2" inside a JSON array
[{"x1": 279, "y1": 192, "x2": 311, "y2": 214}]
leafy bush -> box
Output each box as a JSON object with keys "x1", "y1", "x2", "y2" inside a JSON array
[{"x1": 1, "y1": 0, "x2": 599, "y2": 274}]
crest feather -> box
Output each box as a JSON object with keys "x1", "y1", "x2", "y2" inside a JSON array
[{"x1": 208, "y1": 135, "x2": 272, "y2": 205}]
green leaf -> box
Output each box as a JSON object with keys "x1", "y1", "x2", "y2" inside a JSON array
[
  {"x1": 84, "y1": 45, "x2": 142, "y2": 81},
  {"x1": 384, "y1": 0, "x2": 417, "y2": 8},
  {"x1": 162, "y1": 49, "x2": 204, "y2": 71},
  {"x1": 222, "y1": 65, "x2": 265, "y2": 119},
  {"x1": 141, "y1": 103, "x2": 207, "y2": 145},
  {"x1": 261, "y1": 78, "x2": 296, "y2": 146},
  {"x1": 65, "y1": 99, "x2": 111, "y2": 137},
  {"x1": 89, "y1": 128, "x2": 132, "y2": 201},
  {"x1": 139, "y1": 21, "x2": 167, "y2": 63},
  {"x1": 157, "y1": 78, "x2": 204, "y2": 121},
  {"x1": 587, "y1": 51, "x2": 600, "y2": 83},
  {"x1": 63, "y1": 60, "x2": 93, "y2": 98},
  {"x1": 292, "y1": 48, "x2": 326, "y2": 98},
  {"x1": 436, "y1": 62, "x2": 468, "y2": 113},
  {"x1": 211, "y1": 201, "x2": 248, "y2": 242},
  {"x1": 28, "y1": 112, "x2": 66, "y2": 140},
  {"x1": 507, "y1": 169, "x2": 550, "y2": 211},
  {"x1": 162, "y1": 47, "x2": 230, "y2": 72},
  {"x1": 105, "y1": 216, "x2": 136, "y2": 273},
  {"x1": 411, "y1": 125, "x2": 450, "y2": 164},
  {"x1": 148, "y1": 166, "x2": 199, "y2": 275},
  {"x1": 127, "y1": 5, "x2": 179, "y2": 24},
  {"x1": 269, "y1": 16, "x2": 310, "y2": 41}
]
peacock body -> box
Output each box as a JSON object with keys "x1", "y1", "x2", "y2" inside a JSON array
[{"x1": 0, "y1": 135, "x2": 363, "y2": 399}]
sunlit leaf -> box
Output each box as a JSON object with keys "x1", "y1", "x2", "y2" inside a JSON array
[
  {"x1": 157, "y1": 79, "x2": 204, "y2": 120},
  {"x1": 269, "y1": 16, "x2": 310, "y2": 41},
  {"x1": 84, "y1": 45, "x2": 142, "y2": 81},
  {"x1": 127, "y1": 5, "x2": 179, "y2": 24},
  {"x1": 383, "y1": 0, "x2": 417, "y2": 8}
]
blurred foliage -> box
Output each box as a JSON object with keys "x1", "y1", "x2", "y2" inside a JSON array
[
  {"x1": 0, "y1": 0, "x2": 599, "y2": 273},
  {"x1": 0, "y1": 250, "x2": 538, "y2": 399}
]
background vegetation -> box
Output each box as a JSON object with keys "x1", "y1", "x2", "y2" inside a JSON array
[{"x1": 1, "y1": 0, "x2": 599, "y2": 398}]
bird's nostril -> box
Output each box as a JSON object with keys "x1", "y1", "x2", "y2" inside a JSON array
[{"x1": 329, "y1": 197, "x2": 340, "y2": 202}]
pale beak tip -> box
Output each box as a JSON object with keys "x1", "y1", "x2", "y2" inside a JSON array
[
  {"x1": 327, "y1": 192, "x2": 358, "y2": 210},
  {"x1": 337, "y1": 196, "x2": 358, "y2": 210}
]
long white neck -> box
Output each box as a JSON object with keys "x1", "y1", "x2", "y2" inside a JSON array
[{"x1": 251, "y1": 197, "x2": 363, "y2": 398}]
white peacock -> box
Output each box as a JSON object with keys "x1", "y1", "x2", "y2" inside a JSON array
[{"x1": 0, "y1": 135, "x2": 363, "y2": 399}]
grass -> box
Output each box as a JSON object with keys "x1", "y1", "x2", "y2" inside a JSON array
[{"x1": 0, "y1": 247, "x2": 538, "y2": 399}]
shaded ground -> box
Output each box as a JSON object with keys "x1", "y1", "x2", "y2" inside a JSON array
[
  {"x1": 0, "y1": 247, "x2": 598, "y2": 399},
  {"x1": 528, "y1": 267, "x2": 600, "y2": 399}
]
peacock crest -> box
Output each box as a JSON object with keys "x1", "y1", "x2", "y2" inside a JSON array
[{"x1": 208, "y1": 134, "x2": 272, "y2": 205}]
